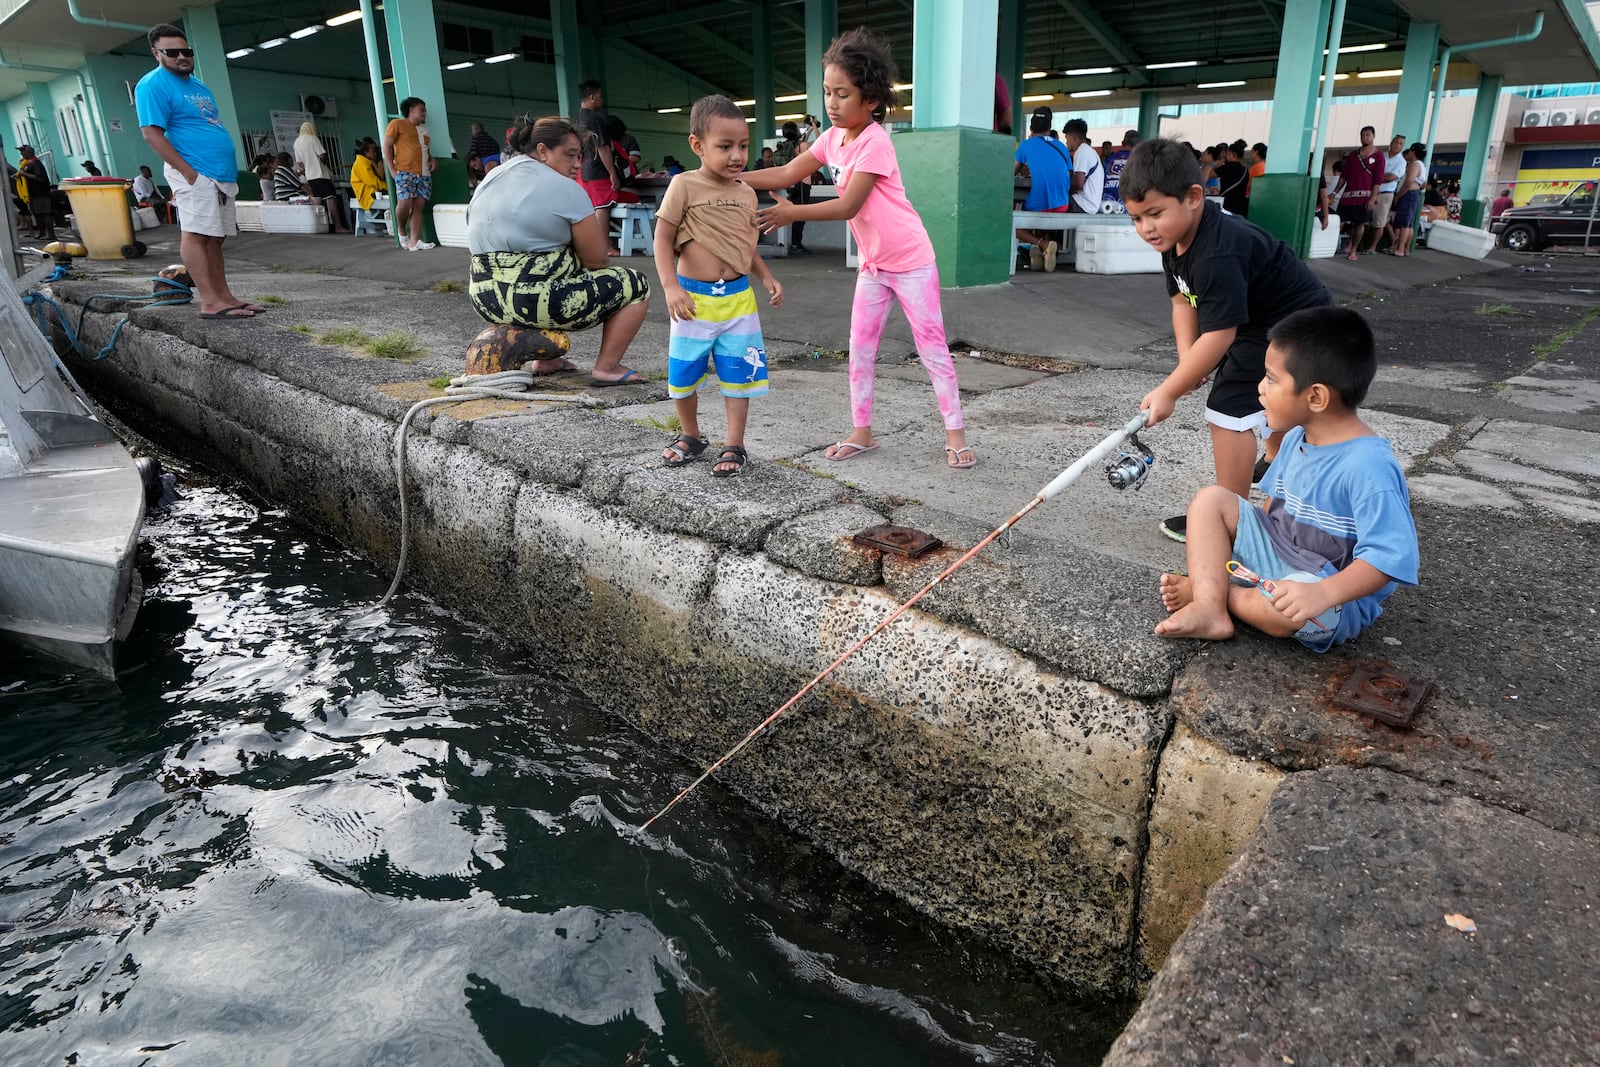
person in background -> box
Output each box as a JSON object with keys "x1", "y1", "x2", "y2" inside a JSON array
[
  {"x1": 271, "y1": 151, "x2": 309, "y2": 202},
  {"x1": 1365, "y1": 134, "x2": 1405, "y2": 254},
  {"x1": 576, "y1": 79, "x2": 622, "y2": 247},
  {"x1": 1100, "y1": 140, "x2": 1115, "y2": 163},
  {"x1": 609, "y1": 116, "x2": 643, "y2": 176},
  {"x1": 662, "y1": 155, "x2": 686, "y2": 176},
  {"x1": 1215, "y1": 142, "x2": 1250, "y2": 217},
  {"x1": 1337, "y1": 126, "x2": 1384, "y2": 261},
  {"x1": 1062, "y1": 118, "x2": 1104, "y2": 214},
  {"x1": 350, "y1": 139, "x2": 385, "y2": 224},
  {"x1": 773, "y1": 116, "x2": 820, "y2": 254},
  {"x1": 752, "y1": 146, "x2": 775, "y2": 170},
  {"x1": 1013, "y1": 106, "x2": 1073, "y2": 271},
  {"x1": 1391, "y1": 144, "x2": 1428, "y2": 257},
  {"x1": 468, "y1": 121, "x2": 501, "y2": 172},
  {"x1": 132, "y1": 164, "x2": 162, "y2": 204},
  {"x1": 1490, "y1": 188, "x2": 1514, "y2": 218},
  {"x1": 1102, "y1": 129, "x2": 1139, "y2": 207},
  {"x1": 16, "y1": 146, "x2": 55, "y2": 240},
  {"x1": 1198, "y1": 145, "x2": 1221, "y2": 195},
  {"x1": 1445, "y1": 180, "x2": 1462, "y2": 223},
  {"x1": 993, "y1": 72, "x2": 1012, "y2": 137},
  {"x1": 250, "y1": 153, "x2": 276, "y2": 199},
  {"x1": 384, "y1": 96, "x2": 436, "y2": 251},
  {"x1": 81, "y1": 160, "x2": 103, "y2": 176},
  {"x1": 294, "y1": 119, "x2": 351, "y2": 233}
]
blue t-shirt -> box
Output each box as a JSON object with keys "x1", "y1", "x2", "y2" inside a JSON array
[
  {"x1": 1014, "y1": 136, "x2": 1074, "y2": 212},
  {"x1": 1103, "y1": 149, "x2": 1131, "y2": 202},
  {"x1": 135, "y1": 67, "x2": 238, "y2": 183},
  {"x1": 1255, "y1": 425, "x2": 1420, "y2": 651}
]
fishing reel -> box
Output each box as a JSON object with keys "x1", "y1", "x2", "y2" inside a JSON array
[{"x1": 1106, "y1": 433, "x2": 1155, "y2": 491}]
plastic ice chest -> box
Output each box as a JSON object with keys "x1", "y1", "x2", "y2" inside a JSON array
[
  {"x1": 236, "y1": 201, "x2": 264, "y2": 232},
  {"x1": 1074, "y1": 225, "x2": 1161, "y2": 274},
  {"x1": 1308, "y1": 215, "x2": 1339, "y2": 259},
  {"x1": 433, "y1": 204, "x2": 470, "y2": 248},
  {"x1": 259, "y1": 201, "x2": 327, "y2": 234},
  {"x1": 1424, "y1": 220, "x2": 1496, "y2": 260}
]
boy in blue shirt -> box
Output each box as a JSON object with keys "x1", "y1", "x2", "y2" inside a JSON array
[{"x1": 1155, "y1": 306, "x2": 1419, "y2": 652}]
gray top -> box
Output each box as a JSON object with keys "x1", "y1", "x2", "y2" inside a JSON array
[{"x1": 467, "y1": 157, "x2": 596, "y2": 255}]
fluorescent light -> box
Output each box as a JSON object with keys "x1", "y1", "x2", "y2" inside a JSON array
[
  {"x1": 1146, "y1": 60, "x2": 1198, "y2": 69},
  {"x1": 892, "y1": 82, "x2": 912, "y2": 91},
  {"x1": 1065, "y1": 66, "x2": 1114, "y2": 76},
  {"x1": 1356, "y1": 68, "x2": 1404, "y2": 78},
  {"x1": 290, "y1": 25, "x2": 322, "y2": 38},
  {"x1": 484, "y1": 52, "x2": 516, "y2": 63},
  {"x1": 259, "y1": 37, "x2": 288, "y2": 48},
  {"x1": 381, "y1": 76, "x2": 394, "y2": 84},
  {"x1": 775, "y1": 93, "x2": 807, "y2": 102},
  {"x1": 734, "y1": 98, "x2": 756, "y2": 106},
  {"x1": 744, "y1": 117, "x2": 756, "y2": 123},
  {"x1": 657, "y1": 106, "x2": 682, "y2": 113},
  {"x1": 1337, "y1": 42, "x2": 1388, "y2": 54},
  {"x1": 774, "y1": 113, "x2": 804, "y2": 120},
  {"x1": 225, "y1": 47, "x2": 254, "y2": 59},
  {"x1": 446, "y1": 61, "x2": 474, "y2": 70},
  {"x1": 327, "y1": 10, "x2": 363, "y2": 26},
  {"x1": 1319, "y1": 73, "x2": 1351, "y2": 81},
  {"x1": 1021, "y1": 94, "x2": 1054, "y2": 103},
  {"x1": 1022, "y1": 70, "x2": 1048, "y2": 80},
  {"x1": 1071, "y1": 89, "x2": 1113, "y2": 98},
  {"x1": 1197, "y1": 80, "x2": 1245, "y2": 88}
]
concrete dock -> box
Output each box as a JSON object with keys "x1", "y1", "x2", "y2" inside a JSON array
[{"x1": 38, "y1": 225, "x2": 1600, "y2": 1062}]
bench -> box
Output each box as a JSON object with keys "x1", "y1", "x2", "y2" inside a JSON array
[
  {"x1": 609, "y1": 203, "x2": 655, "y2": 256},
  {"x1": 351, "y1": 194, "x2": 390, "y2": 237},
  {"x1": 1011, "y1": 211, "x2": 1135, "y2": 275}
]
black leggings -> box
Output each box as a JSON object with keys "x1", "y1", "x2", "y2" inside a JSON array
[{"x1": 788, "y1": 181, "x2": 812, "y2": 247}]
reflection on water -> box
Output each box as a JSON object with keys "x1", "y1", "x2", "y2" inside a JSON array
[{"x1": 0, "y1": 484, "x2": 1131, "y2": 1064}]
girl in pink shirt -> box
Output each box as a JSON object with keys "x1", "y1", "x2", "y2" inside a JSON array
[{"x1": 747, "y1": 27, "x2": 974, "y2": 468}]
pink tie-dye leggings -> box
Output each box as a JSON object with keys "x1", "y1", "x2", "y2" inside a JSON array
[{"x1": 848, "y1": 261, "x2": 964, "y2": 431}]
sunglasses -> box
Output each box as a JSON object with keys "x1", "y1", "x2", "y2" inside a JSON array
[{"x1": 156, "y1": 47, "x2": 195, "y2": 58}]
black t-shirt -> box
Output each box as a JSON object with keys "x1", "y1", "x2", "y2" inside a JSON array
[
  {"x1": 577, "y1": 107, "x2": 611, "y2": 182},
  {"x1": 1164, "y1": 200, "x2": 1333, "y2": 363},
  {"x1": 1215, "y1": 161, "x2": 1249, "y2": 215}
]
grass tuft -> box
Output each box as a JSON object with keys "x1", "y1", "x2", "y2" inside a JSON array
[
  {"x1": 635, "y1": 413, "x2": 682, "y2": 433},
  {"x1": 1532, "y1": 306, "x2": 1600, "y2": 360},
  {"x1": 286, "y1": 323, "x2": 312, "y2": 334},
  {"x1": 319, "y1": 326, "x2": 375, "y2": 348},
  {"x1": 428, "y1": 376, "x2": 452, "y2": 390},
  {"x1": 257, "y1": 294, "x2": 287, "y2": 305},
  {"x1": 431, "y1": 280, "x2": 465, "y2": 293},
  {"x1": 367, "y1": 329, "x2": 425, "y2": 360},
  {"x1": 1476, "y1": 302, "x2": 1515, "y2": 316}
]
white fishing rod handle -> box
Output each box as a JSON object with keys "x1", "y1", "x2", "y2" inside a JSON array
[{"x1": 1038, "y1": 412, "x2": 1150, "y2": 501}]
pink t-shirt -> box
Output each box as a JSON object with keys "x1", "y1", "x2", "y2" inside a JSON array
[{"x1": 811, "y1": 122, "x2": 934, "y2": 273}]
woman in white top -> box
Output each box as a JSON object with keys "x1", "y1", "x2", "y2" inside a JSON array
[
  {"x1": 1391, "y1": 143, "x2": 1428, "y2": 257},
  {"x1": 292, "y1": 120, "x2": 352, "y2": 233}
]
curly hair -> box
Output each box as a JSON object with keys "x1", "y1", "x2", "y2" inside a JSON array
[
  {"x1": 507, "y1": 114, "x2": 584, "y2": 157},
  {"x1": 823, "y1": 27, "x2": 897, "y2": 122}
]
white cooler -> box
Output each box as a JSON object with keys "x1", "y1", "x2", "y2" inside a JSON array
[
  {"x1": 236, "y1": 201, "x2": 264, "y2": 232},
  {"x1": 130, "y1": 206, "x2": 161, "y2": 232},
  {"x1": 1308, "y1": 215, "x2": 1339, "y2": 259},
  {"x1": 1423, "y1": 220, "x2": 1496, "y2": 260},
  {"x1": 1074, "y1": 225, "x2": 1161, "y2": 274},
  {"x1": 433, "y1": 204, "x2": 469, "y2": 248},
  {"x1": 259, "y1": 201, "x2": 328, "y2": 234}
]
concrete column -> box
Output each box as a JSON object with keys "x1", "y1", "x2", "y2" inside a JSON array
[
  {"x1": 182, "y1": 5, "x2": 246, "y2": 170},
  {"x1": 384, "y1": 0, "x2": 452, "y2": 156},
  {"x1": 997, "y1": 0, "x2": 1026, "y2": 137},
  {"x1": 1457, "y1": 73, "x2": 1502, "y2": 227},
  {"x1": 26, "y1": 84, "x2": 61, "y2": 179},
  {"x1": 804, "y1": 0, "x2": 836, "y2": 129},
  {"x1": 1137, "y1": 91, "x2": 1160, "y2": 141},
  {"x1": 1252, "y1": 0, "x2": 1333, "y2": 255},
  {"x1": 1393, "y1": 22, "x2": 1438, "y2": 144},
  {"x1": 752, "y1": 0, "x2": 775, "y2": 140},
  {"x1": 912, "y1": 0, "x2": 997, "y2": 129},
  {"x1": 551, "y1": 0, "x2": 581, "y2": 119}
]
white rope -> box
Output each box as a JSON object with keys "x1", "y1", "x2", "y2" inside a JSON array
[{"x1": 370, "y1": 370, "x2": 604, "y2": 611}]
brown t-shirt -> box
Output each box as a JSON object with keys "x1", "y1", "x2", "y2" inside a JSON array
[
  {"x1": 385, "y1": 118, "x2": 427, "y2": 174},
  {"x1": 655, "y1": 169, "x2": 759, "y2": 274}
]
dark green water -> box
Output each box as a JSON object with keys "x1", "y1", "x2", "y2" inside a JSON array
[{"x1": 0, "y1": 481, "x2": 1132, "y2": 1065}]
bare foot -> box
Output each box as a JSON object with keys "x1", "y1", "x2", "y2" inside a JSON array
[
  {"x1": 1159, "y1": 572, "x2": 1193, "y2": 613},
  {"x1": 1154, "y1": 601, "x2": 1235, "y2": 640}
]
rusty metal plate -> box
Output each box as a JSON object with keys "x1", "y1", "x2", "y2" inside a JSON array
[
  {"x1": 1332, "y1": 660, "x2": 1431, "y2": 728},
  {"x1": 852, "y1": 524, "x2": 943, "y2": 559}
]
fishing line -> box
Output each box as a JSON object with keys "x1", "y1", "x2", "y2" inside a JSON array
[{"x1": 638, "y1": 412, "x2": 1153, "y2": 833}]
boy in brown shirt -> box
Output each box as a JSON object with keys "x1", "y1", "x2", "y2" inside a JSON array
[{"x1": 654, "y1": 95, "x2": 784, "y2": 477}]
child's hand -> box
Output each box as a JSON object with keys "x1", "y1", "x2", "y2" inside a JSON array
[
  {"x1": 1264, "y1": 580, "x2": 1334, "y2": 628},
  {"x1": 1139, "y1": 387, "x2": 1177, "y2": 425},
  {"x1": 755, "y1": 195, "x2": 796, "y2": 234},
  {"x1": 664, "y1": 285, "x2": 696, "y2": 322},
  {"x1": 764, "y1": 275, "x2": 784, "y2": 308}
]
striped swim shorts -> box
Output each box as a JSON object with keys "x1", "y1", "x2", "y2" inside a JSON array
[{"x1": 667, "y1": 275, "x2": 769, "y2": 400}]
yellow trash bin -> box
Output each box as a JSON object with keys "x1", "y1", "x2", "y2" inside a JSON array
[{"x1": 59, "y1": 177, "x2": 145, "y2": 260}]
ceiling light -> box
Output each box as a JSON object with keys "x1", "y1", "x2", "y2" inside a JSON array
[
  {"x1": 774, "y1": 113, "x2": 804, "y2": 120},
  {"x1": 1022, "y1": 71, "x2": 1048, "y2": 80},
  {"x1": 657, "y1": 106, "x2": 682, "y2": 113},
  {"x1": 734, "y1": 98, "x2": 755, "y2": 106},
  {"x1": 484, "y1": 52, "x2": 516, "y2": 63},
  {"x1": 1146, "y1": 60, "x2": 1198, "y2": 69},
  {"x1": 1021, "y1": 94, "x2": 1054, "y2": 103},
  {"x1": 327, "y1": 10, "x2": 363, "y2": 26},
  {"x1": 892, "y1": 82, "x2": 912, "y2": 91},
  {"x1": 1336, "y1": 42, "x2": 1388, "y2": 54},
  {"x1": 1071, "y1": 89, "x2": 1113, "y2": 98},
  {"x1": 1356, "y1": 68, "x2": 1404, "y2": 78},
  {"x1": 259, "y1": 37, "x2": 288, "y2": 48},
  {"x1": 775, "y1": 93, "x2": 807, "y2": 102},
  {"x1": 1197, "y1": 80, "x2": 1245, "y2": 88},
  {"x1": 290, "y1": 25, "x2": 322, "y2": 38},
  {"x1": 447, "y1": 61, "x2": 474, "y2": 70},
  {"x1": 744, "y1": 117, "x2": 756, "y2": 123},
  {"x1": 1065, "y1": 66, "x2": 1115, "y2": 76},
  {"x1": 381, "y1": 76, "x2": 394, "y2": 84},
  {"x1": 225, "y1": 47, "x2": 254, "y2": 59},
  {"x1": 1319, "y1": 72, "x2": 1351, "y2": 81}
]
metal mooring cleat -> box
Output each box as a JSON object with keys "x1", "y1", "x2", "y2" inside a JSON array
[
  {"x1": 1331, "y1": 660, "x2": 1431, "y2": 728},
  {"x1": 852, "y1": 525, "x2": 944, "y2": 559}
]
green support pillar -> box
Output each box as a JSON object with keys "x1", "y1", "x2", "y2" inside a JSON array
[
  {"x1": 1392, "y1": 22, "x2": 1437, "y2": 144},
  {"x1": 183, "y1": 5, "x2": 246, "y2": 170},
  {"x1": 997, "y1": 0, "x2": 1026, "y2": 137},
  {"x1": 1138, "y1": 91, "x2": 1160, "y2": 141},
  {"x1": 753, "y1": 0, "x2": 775, "y2": 140},
  {"x1": 804, "y1": 0, "x2": 836, "y2": 129},
  {"x1": 385, "y1": 0, "x2": 453, "y2": 157},
  {"x1": 551, "y1": 0, "x2": 581, "y2": 119},
  {"x1": 912, "y1": 0, "x2": 997, "y2": 129},
  {"x1": 1253, "y1": 0, "x2": 1331, "y2": 256},
  {"x1": 25, "y1": 84, "x2": 61, "y2": 179},
  {"x1": 1457, "y1": 73, "x2": 1502, "y2": 228}
]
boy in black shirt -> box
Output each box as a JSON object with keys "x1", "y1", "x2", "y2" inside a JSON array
[{"x1": 1120, "y1": 137, "x2": 1333, "y2": 541}]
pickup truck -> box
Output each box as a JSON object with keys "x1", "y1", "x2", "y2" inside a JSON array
[{"x1": 1490, "y1": 181, "x2": 1598, "y2": 251}]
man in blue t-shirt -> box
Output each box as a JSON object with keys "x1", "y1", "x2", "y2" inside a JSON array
[
  {"x1": 137, "y1": 22, "x2": 263, "y2": 320},
  {"x1": 1013, "y1": 108, "x2": 1073, "y2": 271},
  {"x1": 1102, "y1": 130, "x2": 1138, "y2": 208}
]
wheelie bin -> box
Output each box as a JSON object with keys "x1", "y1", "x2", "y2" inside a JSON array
[{"x1": 59, "y1": 177, "x2": 147, "y2": 260}]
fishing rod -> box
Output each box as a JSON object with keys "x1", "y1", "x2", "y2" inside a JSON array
[{"x1": 638, "y1": 411, "x2": 1154, "y2": 833}]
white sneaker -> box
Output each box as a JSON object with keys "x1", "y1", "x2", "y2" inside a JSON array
[
  {"x1": 410, "y1": 240, "x2": 436, "y2": 251},
  {"x1": 1043, "y1": 240, "x2": 1058, "y2": 273},
  {"x1": 1029, "y1": 244, "x2": 1044, "y2": 271}
]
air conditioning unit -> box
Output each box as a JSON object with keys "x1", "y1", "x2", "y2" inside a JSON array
[
  {"x1": 1521, "y1": 109, "x2": 1549, "y2": 127},
  {"x1": 299, "y1": 93, "x2": 338, "y2": 119},
  {"x1": 1584, "y1": 106, "x2": 1600, "y2": 125},
  {"x1": 1548, "y1": 108, "x2": 1578, "y2": 127}
]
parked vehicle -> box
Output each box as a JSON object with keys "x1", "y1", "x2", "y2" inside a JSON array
[{"x1": 1490, "y1": 180, "x2": 1598, "y2": 252}]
